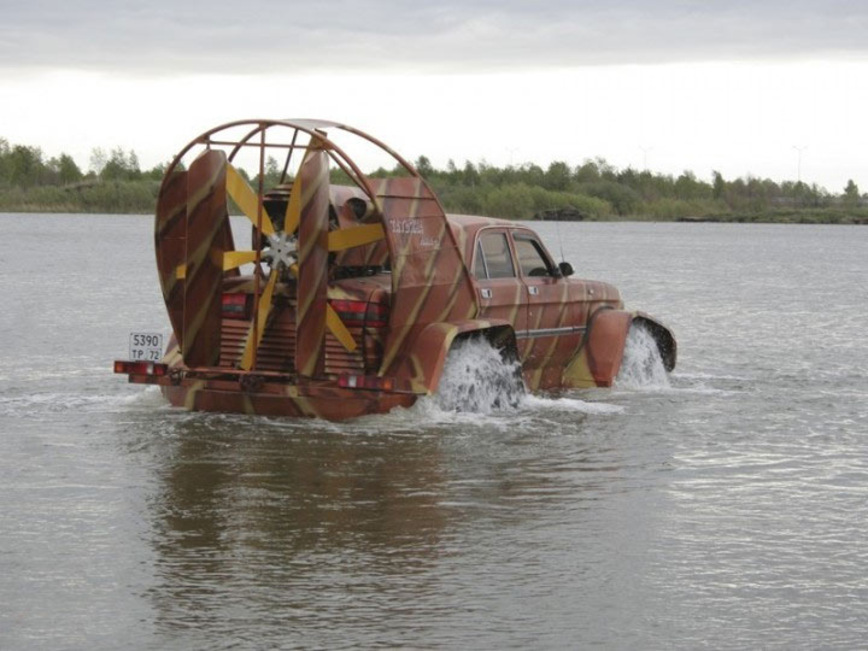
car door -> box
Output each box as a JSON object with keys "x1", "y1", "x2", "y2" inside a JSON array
[
  {"x1": 471, "y1": 229, "x2": 529, "y2": 355},
  {"x1": 511, "y1": 230, "x2": 586, "y2": 387}
]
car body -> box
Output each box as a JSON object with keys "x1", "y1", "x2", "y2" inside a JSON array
[{"x1": 114, "y1": 119, "x2": 676, "y2": 419}]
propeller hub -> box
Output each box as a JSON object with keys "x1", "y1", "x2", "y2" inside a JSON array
[{"x1": 262, "y1": 231, "x2": 297, "y2": 269}]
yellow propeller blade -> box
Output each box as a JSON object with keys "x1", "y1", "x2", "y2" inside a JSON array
[
  {"x1": 283, "y1": 175, "x2": 302, "y2": 235},
  {"x1": 327, "y1": 223, "x2": 385, "y2": 252},
  {"x1": 285, "y1": 262, "x2": 356, "y2": 353},
  {"x1": 223, "y1": 250, "x2": 259, "y2": 271},
  {"x1": 226, "y1": 163, "x2": 275, "y2": 238},
  {"x1": 326, "y1": 304, "x2": 357, "y2": 352},
  {"x1": 239, "y1": 270, "x2": 278, "y2": 371}
]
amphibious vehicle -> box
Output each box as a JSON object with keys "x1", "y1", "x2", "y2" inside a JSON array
[{"x1": 114, "y1": 119, "x2": 676, "y2": 419}]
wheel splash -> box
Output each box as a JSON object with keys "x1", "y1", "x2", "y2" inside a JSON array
[
  {"x1": 434, "y1": 338, "x2": 525, "y2": 413},
  {"x1": 616, "y1": 322, "x2": 671, "y2": 389}
]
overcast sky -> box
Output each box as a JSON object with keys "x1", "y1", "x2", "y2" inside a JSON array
[{"x1": 2, "y1": 1, "x2": 867, "y2": 190}]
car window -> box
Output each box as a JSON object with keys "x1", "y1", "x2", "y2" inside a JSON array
[
  {"x1": 477, "y1": 232, "x2": 516, "y2": 279},
  {"x1": 513, "y1": 235, "x2": 551, "y2": 277}
]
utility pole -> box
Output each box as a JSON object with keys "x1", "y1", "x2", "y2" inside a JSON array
[
  {"x1": 792, "y1": 145, "x2": 808, "y2": 184},
  {"x1": 639, "y1": 145, "x2": 653, "y2": 171}
]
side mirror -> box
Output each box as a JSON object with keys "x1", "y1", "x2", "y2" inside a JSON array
[{"x1": 558, "y1": 261, "x2": 574, "y2": 277}]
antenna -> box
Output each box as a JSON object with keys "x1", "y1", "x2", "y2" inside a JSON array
[{"x1": 556, "y1": 218, "x2": 565, "y2": 263}]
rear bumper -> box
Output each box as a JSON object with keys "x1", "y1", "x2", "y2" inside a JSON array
[{"x1": 117, "y1": 366, "x2": 417, "y2": 420}]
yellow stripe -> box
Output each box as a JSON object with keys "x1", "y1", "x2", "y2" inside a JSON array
[
  {"x1": 175, "y1": 264, "x2": 186, "y2": 279},
  {"x1": 223, "y1": 250, "x2": 258, "y2": 271},
  {"x1": 284, "y1": 176, "x2": 302, "y2": 234},
  {"x1": 326, "y1": 304, "x2": 357, "y2": 352},
  {"x1": 288, "y1": 261, "x2": 356, "y2": 353},
  {"x1": 184, "y1": 380, "x2": 206, "y2": 410},
  {"x1": 226, "y1": 163, "x2": 275, "y2": 237},
  {"x1": 239, "y1": 271, "x2": 277, "y2": 370},
  {"x1": 295, "y1": 258, "x2": 323, "y2": 325},
  {"x1": 328, "y1": 223, "x2": 385, "y2": 251}
]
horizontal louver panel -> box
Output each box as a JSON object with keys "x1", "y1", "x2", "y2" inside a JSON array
[{"x1": 220, "y1": 317, "x2": 384, "y2": 375}]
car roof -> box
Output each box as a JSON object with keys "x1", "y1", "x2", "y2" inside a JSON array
[{"x1": 445, "y1": 214, "x2": 542, "y2": 264}]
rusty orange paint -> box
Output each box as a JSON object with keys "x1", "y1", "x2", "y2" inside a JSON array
[
  {"x1": 116, "y1": 119, "x2": 676, "y2": 420},
  {"x1": 181, "y1": 150, "x2": 233, "y2": 368},
  {"x1": 295, "y1": 146, "x2": 330, "y2": 378}
]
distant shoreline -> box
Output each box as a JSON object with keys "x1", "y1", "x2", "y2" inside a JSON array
[
  {"x1": 3, "y1": 146, "x2": 867, "y2": 225},
  {"x1": 2, "y1": 208, "x2": 865, "y2": 225}
]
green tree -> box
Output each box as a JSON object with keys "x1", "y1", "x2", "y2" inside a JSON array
[
  {"x1": 712, "y1": 170, "x2": 726, "y2": 200},
  {"x1": 520, "y1": 163, "x2": 545, "y2": 188},
  {"x1": 415, "y1": 155, "x2": 434, "y2": 178},
  {"x1": 0, "y1": 138, "x2": 10, "y2": 185},
  {"x1": 575, "y1": 160, "x2": 601, "y2": 183},
  {"x1": 146, "y1": 161, "x2": 168, "y2": 181},
  {"x1": 843, "y1": 179, "x2": 860, "y2": 207},
  {"x1": 674, "y1": 171, "x2": 710, "y2": 200},
  {"x1": 264, "y1": 155, "x2": 281, "y2": 187},
  {"x1": 90, "y1": 147, "x2": 107, "y2": 175},
  {"x1": 129, "y1": 150, "x2": 141, "y2": 177},
  {"x1": 55, "y1": 153, "x2": 83, "y2": 184},
  {"x1": 580, "y1": 180, "x2": 641, "y2": 215},
  {"x1": 462, "y1": 161, "x2": 479, "y2": 186},
  {"x1": 544, "y1": 161, "x2": 571, "y2": 191},
  {"x1": 8, "y1": 145, "x2": 45, "y2": 188},
  {"x1": 101, "y1": 147, "x2": 141, "y2": 181}
]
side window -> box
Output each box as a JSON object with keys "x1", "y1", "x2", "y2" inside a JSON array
[
  {"x1": 478, "y1": 232, "x2": 516, "y2": 279},
  {"x1": 513, "y1": 235, "x2": 552, "y2": 277}
]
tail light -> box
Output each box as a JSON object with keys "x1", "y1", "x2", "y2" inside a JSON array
[
  {"x1": 222, "y1": 293, "x2": 251, "y2": 320},
  {"x1": 114, "y1": 360, "x2": 168, "y2": 376},
  {"x1": 338, "y1": 374, "x2": 395, "y2": 391},
  {"x1": 329, "y1": 299, "x2": 389, "y2": 328}
]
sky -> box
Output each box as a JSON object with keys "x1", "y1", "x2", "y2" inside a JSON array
[{"x1": 2, "y1": 0, "x2": 867, "y2": 192}]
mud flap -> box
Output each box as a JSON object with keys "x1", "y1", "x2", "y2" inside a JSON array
[
  {"x1": 564, "y1": 309, "x2": 677, "y2": 388},
  {"x1": 585, "y1": 309, "x2": 633, "y2": 386}
]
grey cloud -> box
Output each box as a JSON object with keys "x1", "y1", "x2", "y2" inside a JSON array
[{"x1": 2, "y1": 0, "x2": 868, "y2": 73}]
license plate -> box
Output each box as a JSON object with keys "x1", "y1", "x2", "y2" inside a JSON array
[{"x1": 129, "y1": 332, "x2": 164, "y2": 362}]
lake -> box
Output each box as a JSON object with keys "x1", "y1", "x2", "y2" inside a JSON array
[{"x1": 1, "y1": 214, "x2": 866, "y2": 649}]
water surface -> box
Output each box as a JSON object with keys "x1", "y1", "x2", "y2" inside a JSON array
[{"x1": 1, "y1": 214, "x2": 866, "y2": 649}]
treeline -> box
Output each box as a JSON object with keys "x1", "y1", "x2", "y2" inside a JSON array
[
  {"x1": 0, "y1": 139, "x2": 164, "y2": 213},
  {"x1": 2, "y1": 136, "x2": 867, "y2": 223},
  {"x1": 397, "y1": 156, "x2": 868, "y2": 224}
]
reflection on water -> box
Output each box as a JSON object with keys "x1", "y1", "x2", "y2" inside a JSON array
[
  {"x1": 134, "y1": 402, "x2": 632, "y2": 647},
  {"x1": 146, "y1": 423, "x2": 441, "y2": 629}
]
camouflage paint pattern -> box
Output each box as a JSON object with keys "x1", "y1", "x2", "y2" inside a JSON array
[
  {"x1": 295, "y1": 145, "x2": 330, "y2": 378},
  {"x1": 367, "y1": 177, "x2": 479, "y2": 390},
  {"x1": 181, "y1": 151, "x2": 234, "y2": 367},
  {"x1": 154, "y1": 170, "x2": 188, "y2": 346},
  {"x1": 127, "y1": 119, "x2": 676, "y2": 420}
]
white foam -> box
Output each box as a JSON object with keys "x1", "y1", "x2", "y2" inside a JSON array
[
  {"x1": 416, "y1": 337, "x2": 622, "y2": 422},
  {"x1": 433, "y1": 337, "x2": 525, "y2": 415},
  {"x1": 520, "y1": 393, "x2": 624, "y2": 415},
  {"x1": 0, "y1": 385, "x2": 167, "y2": 418},
  {"x1": 615, "y1": 323, "x2": 671, "y2": 390}
]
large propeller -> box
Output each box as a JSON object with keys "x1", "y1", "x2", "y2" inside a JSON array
[{"x1": 220, "y1": 139, "x2": 386, "y2": 374}]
